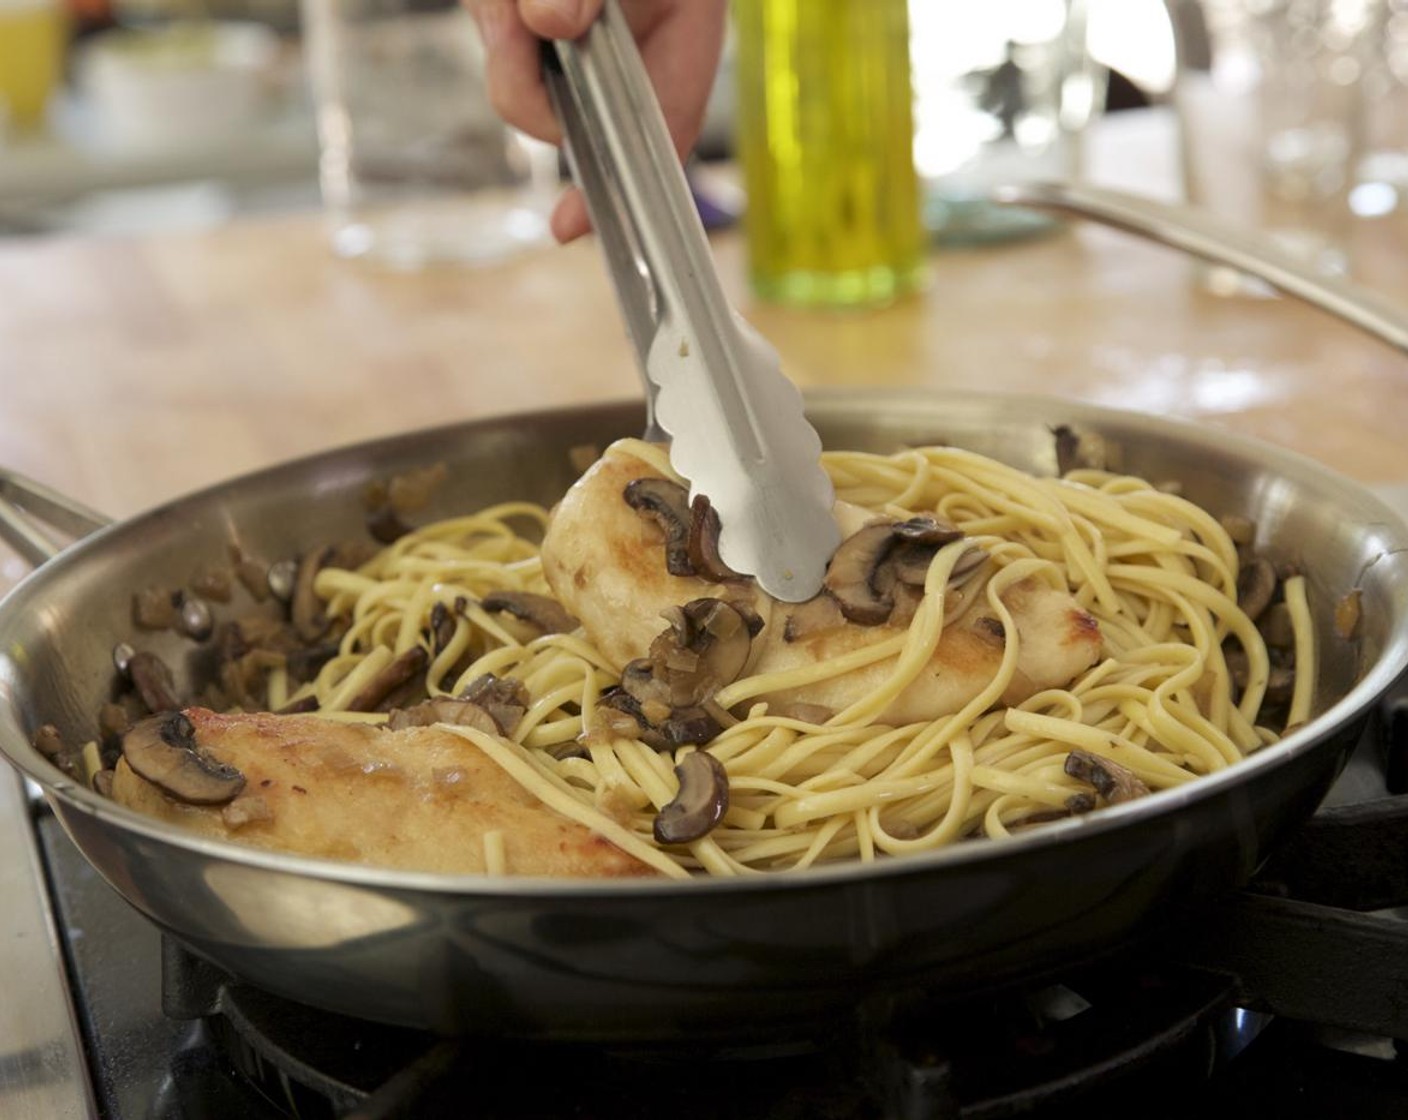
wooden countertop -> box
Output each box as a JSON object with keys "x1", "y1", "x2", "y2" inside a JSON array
[{"x1": 1, "y1": 114, "x2": 1407, "y2": 590}]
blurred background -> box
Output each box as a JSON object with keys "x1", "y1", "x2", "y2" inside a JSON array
[{"x1": 0, "y1": 0, "x2": 1188, "y2": 239}]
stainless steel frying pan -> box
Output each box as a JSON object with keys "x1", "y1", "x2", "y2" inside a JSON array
[{"x1": 1, "y1": 388, "x2": 1406, "y2": 1041}]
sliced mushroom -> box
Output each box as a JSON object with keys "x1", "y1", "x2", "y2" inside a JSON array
[
  {"x1": 285, "y1": 640, "x2": 341, "y2": 683},
  {"x1": 621, "y1": 659, "x2": 675, "y2": 725},
  {"x1": 429, "y1": 601, "x2": 456, "y2": 653},
  {"x1": 127, "y1": 650, "x2": 182, "y2": 714},
  {"x1": 1219, "y1": 514, "x2": 1257, "y2": 547},
  {"x1": 1236, "y1": 557, "x2": 1278, "y2": 623},
  {"x1": 825, "y1": 517, "x2": 983, "y2": 627},
  {"x1": 190, "y1": 565, "x2": 233, "y2": 604},
  {"x1": 480, "y1": 591, "x2": 579, "y2": 635},
  {"x1": 1064, "y1": 749, "x2": 1149, "y2": 805},
  {"x1": 459, "y1": 673, "x2": 530, "y2": 735},
  {"x1": 345, "y1": 647, "x2": 430, "y2": 712},
  {"x1": 33, "y1": 724, "x2": 81, "y2": 780},
  {"x1": 653, "y1": 750, "x2": 730, "y2": 844},
  {"x1": 1052, "y1": 424, "x2": 1109, "y2": 475},
  {"x1": 623, "y1": 477, "x2": 695, "y2": 577},
  {"x1": 291, "y1": 546, "x2": 333, "y2": 642},
  {"x1": 650, "y1": 599, "x2": 754, "y2": 708},
  {"x1": 892, "y1": 516, "x2": 965, "y2": 547},
  {"x1": 596, "y1": 689, "x2": 659, "y2": 744},
  {"x1": 686, "y1": 494, "x2": 743, "y2": 582},
  {"x1": 132, "y1": 587, "x2": 179, "y2": 631},
  {"x1": 660, "y1": 707, "x2": 723, "y2": 746},
  {"x1": 234, "y1": 554, "x2": 271, "y2": 602},
  {"x1": 1258, "y1": 602, "x2": 1296, "y2": 650},
  {"x1": 387, "y1": 698, "x2": 500, "y2": 734},
  {"x1": 1264, "y1": 665, "x2": 1296, "y2": 707},
  {"x1": 122, "y1": 711, "x2": 246, "y2": 805},
  {"x1": 366, "y1": 504, "x2": 412, "y2": 544},
  {"x1": 823, "y1": 523, "x2": 898, "y2": 624}
]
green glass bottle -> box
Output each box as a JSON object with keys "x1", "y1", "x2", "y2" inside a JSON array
[{"x1": 733, "y1": 0, "x2": 926, "y2": 308}]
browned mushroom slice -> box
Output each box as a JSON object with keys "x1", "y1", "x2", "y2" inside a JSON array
[
  {"x1": 429, "y1": 601, "x2": 456, "y2": 653},
  {"x1": 33, "y1": 724, "x2": 82, "y2": 781},
  {"x1": 650, "y1": 599, "x2": 754, "y2": 707},
  {"x1": 1236, "y1": 557, "x2": 1278, "y2": 623},
  {"x1": 596, "y1": 688, "x2": 660, "y2": 744},
  {"x1": 1051, "y1": 423, "x2": 1109, "y2": 475},
  {"x1": 366, "y1": 504, "x2": 412, "y2": 544},
  {"x1": 1264, "y1": 665, "x2": 1296, "y2": 707},
  {"x1": 387, "y1": 698, "x2": 500, "y2": 734},
  {"x1": 291, "y1": 545, "x2": 334, "y2": 642},
  {"x1": 480, "y1": 591, "x2": 579, "y2": 635},
  {"x1": 345, "y1": 647, "x2": 430, "y2": 712},
  {"x1": 823, "y1": 523, "x2": 899, "y2": 625},
  {"x1": 285, "y1": 641, "x2": 341, "y2": 683},
  {"x1": 459, "y1": 673, "x2": 531, "y2": 735},
  {"x1": 122, "y1": 711, "x2": 246, "y2": 805},
  {"x1": 132, "y1": 587, "x2": 179, "y2": 631},
  {"x1": 686, "y1": 494, "x2": 743, "y2": 582},
  {"x1": 660, "y1": 707, "x2": 723, "y2": 746},
  {"x1": 1219, "y1": 513, "x2": 1256, "y2": 547},
  {"x1": 1064, "y1": 749, "x2": 1149, "y2": 805},
  {"x1": 127, "y1": 650, "x2": 182, "y2": 714},
  {"x1": 653, "y1": 750, "x2": 730, "y2": 844},
  {"x1": 1258, "y1": 602, "x2": 1296, "y2": 650},
  {"x1": 623, "y1": 477, "x2": 695, "y2": 577}
]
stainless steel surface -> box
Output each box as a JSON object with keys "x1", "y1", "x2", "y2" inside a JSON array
[
  {"x1": 544, "y1": 1, "x2": 840, "y2": 601},
  {"x1": 0, "y1": 768, "x2": 96, "y2": 1119},
  {"x1": 0, "y1": 391, "x2": 1405, "y2": 1040},
  {"x1": 0, "y1": 469, "x2": 111, "y2": 568},
  {"x1": 993, "y1": 181, "x2": 1408, "y2": 354}
]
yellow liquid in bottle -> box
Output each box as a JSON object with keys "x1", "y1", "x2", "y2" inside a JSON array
[
  {"x1": 733, "y1": 0, "x2": 925, "y2": 308},
  {"x1": 0, "y1": 0, "x2": 66, "y2": 131}
]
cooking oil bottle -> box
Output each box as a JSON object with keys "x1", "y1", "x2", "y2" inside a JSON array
[{"x1": 733, "y1": 0, "x2": 925, "y2": 308}]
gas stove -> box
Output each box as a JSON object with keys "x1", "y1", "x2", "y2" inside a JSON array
[{"x1": 4, "y1": 689, "x2": 1407, "y2": 1120}]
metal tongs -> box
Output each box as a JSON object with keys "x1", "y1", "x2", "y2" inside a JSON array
[{"x1": 541, "y1": 1, "x2": 840, "y2": 602}]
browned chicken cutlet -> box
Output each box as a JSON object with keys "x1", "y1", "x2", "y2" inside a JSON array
[
  {"x1": 541, "y1": 443, "x2": 1103, "y2": 725},
  {"x1": 111, "y1": 708, "x2": 655, "y2": 878}
]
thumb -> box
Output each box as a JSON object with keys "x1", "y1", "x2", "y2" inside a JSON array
[{"x1": 519, "y1": 0, "x2": 602, "y2": 40}]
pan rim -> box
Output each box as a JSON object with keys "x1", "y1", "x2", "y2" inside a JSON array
[{"x1": 5, "y1": 388, "x2": 1406, "y2": 896}]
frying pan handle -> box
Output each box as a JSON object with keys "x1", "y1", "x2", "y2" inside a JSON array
[
  {"x1": 0, "y1": 470, "x2": 112, "y2": 568},
  {"x1": 991, "y1": 181, "x2": 1408, "y2": 357}
]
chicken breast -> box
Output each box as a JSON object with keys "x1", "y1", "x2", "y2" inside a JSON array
[
  {"x1": 111, "y1": 708, "x2": 654, "y2": 878},
  {"x1": 541, "y1": 442, "x2": 1103, "y2": 725}
]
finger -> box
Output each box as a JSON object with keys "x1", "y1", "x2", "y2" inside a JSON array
[
  {"x1": 472, "y1": 0, "x2": 562, "y2": 144},
  {"x1": 550, "y1": 187, "x2": 591, "y2": 243},
  {"x1": 628, "y1": 0, "x2": 727, "y2": 159},
  {"x1": 519, "y1": 0, "x2": 603, "y2": 41}
]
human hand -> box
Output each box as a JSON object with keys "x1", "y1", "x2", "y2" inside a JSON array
[{"x1": 465, "y1": 0, "x2": 727, "y2": 242}]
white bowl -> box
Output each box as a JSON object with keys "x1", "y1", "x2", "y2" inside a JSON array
[{"x1": 80, "y1": 21, "x2": 279, "y2": 151}]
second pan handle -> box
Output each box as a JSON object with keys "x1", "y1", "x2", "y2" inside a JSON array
[{"x1": 992, "y1": 181, "x2": 1408, "y2": 357}]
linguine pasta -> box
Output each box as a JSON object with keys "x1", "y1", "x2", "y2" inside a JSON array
[{"x1": 270, "y1": 442, "x2": 1314, "y2": 880}]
